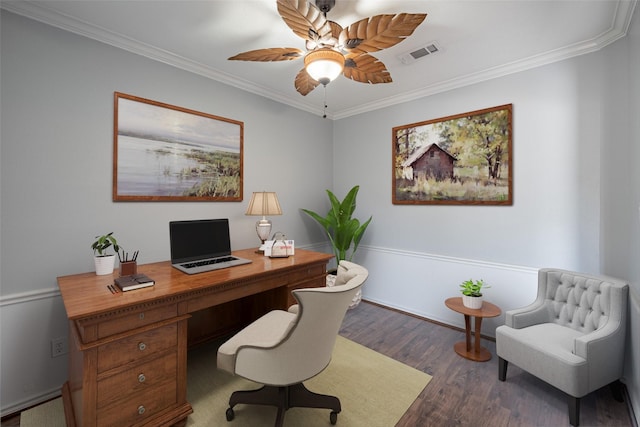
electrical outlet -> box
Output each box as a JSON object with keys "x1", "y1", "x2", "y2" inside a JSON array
[{"x1": 51, "y1": 337, "x2": 68, "y2": 358}]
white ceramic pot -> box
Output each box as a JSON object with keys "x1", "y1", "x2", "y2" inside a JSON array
[
  {"x1": 462, "y1": 295, "x2": 483, "y2": 309},
  {"x1": 94, "y1": 255, "x2": 116, "y2": 276}
]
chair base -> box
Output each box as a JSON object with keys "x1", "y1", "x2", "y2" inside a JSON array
[
  {"x1": 226, "y1": 382, "x2": 341, "y2": 427},
  {"x1": 500, "y1": 357, "x2": 581, "y2": 426},
  {"x1": 498, "y1": 357, "x2": 627, "y2": 427},
  {"x1": 498, "y1": 357, "x2": 508, "y2": 381}
]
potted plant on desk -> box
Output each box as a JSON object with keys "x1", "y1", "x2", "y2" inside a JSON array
[
  {"x1": 91, "y1": 232, "x2": 121, "y2": 276},
  {"x1": 460, "y1": 279, "x2": 490, "y2": 309}
]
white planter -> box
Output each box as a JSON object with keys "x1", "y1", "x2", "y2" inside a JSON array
[
  {"x1": 462, "y1": 295, "x2": 483, "y2": 309},
  {"x1": 94, "y1": 255, "x2": 115, "y2": 276},
  {"x1": 326, "y1": 274, "x2": 362, "y2": 309}
]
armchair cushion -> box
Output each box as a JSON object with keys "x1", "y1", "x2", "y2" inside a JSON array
[
  {"x1": 217, "y1": 310, "x2": 297, "y2": 375},
  {"x1": 497, "y1": 323, "x2": 587, "y2": 395}
]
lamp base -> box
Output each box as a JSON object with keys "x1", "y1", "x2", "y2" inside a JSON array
[{"x1": 255, "y1": 219, "x2": 272, "y2": 250}]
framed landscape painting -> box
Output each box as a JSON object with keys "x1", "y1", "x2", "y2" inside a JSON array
[
  {"x1": 392, "y1": 104, "x2": 512, "y2": 205},
  {"x1": 113, "y1": 92, "x2": 243, "y2": 201}
]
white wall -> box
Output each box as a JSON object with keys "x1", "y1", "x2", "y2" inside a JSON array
[
  {"x1": 333, "y1": 7, "x2": 639, "y2": 421},
  {"x1": 2, "y1": 5, "x2": 639, "y2": 423},
  {"x1": 0, "y1": 10, "x2": 333, "y2": 414},
  {"x1": 333, "y1": 61, "x2": 596, "y2": 330},
  {"x1": 334, "y1": 59, "x2": 603, "y2": 271},
  {"x1": 616, "y1": 4, "x2": 640, "y2": 420}
]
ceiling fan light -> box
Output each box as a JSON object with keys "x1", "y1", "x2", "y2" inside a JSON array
[{"x1": 304, "y1": 48, "x2": 345, "y2": 85}]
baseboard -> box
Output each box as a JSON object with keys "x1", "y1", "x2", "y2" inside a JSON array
[
  {"x1": 1, "y1": 388, "x2": 61, "y2": 419},
  {"x1": 360, "y1": 299, "x2": 497, "y2": 341},
  {"x1": 623, "y1": 381, "x2": 639, "y2": 427}
]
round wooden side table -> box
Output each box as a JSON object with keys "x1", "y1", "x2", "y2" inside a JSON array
[{"x1": 445, "y1": 297, "x2": 501, "y2": 362}]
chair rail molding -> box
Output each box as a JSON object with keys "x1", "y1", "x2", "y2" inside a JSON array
[
  {"x1": 353, "y1": 244, "x2": 539, "y2": 338},
  {"x1": 0, "y1": 287, "x2": 61, "y2": 307}
]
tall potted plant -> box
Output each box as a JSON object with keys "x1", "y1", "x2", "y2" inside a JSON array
[
  {"x1": 302, "y1": 186, "x2": 372, "y2": 308},
  {"x1": 302, "y1": 185, "x2": 372, "y2": 264},
  {"x1": 91, "y1": 232, "x2": 121, "y2": 276}
]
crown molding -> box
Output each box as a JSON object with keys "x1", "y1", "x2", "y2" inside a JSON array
[
  {"x1": 2, "y1": 0, "x2": 636, "y2": 120},
  {"x1": 334, "y1": 0, "x2": 637, "y2": 119},
  {"x1": 0, "y1": 1, "x2": 322, "y2": 116}
]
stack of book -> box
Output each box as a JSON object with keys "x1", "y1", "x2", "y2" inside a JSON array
[{"x1": 114, "y1": 273, "x2": 155, "y2": 292}]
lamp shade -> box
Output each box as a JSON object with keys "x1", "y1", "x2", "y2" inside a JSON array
[
  {"x1": 304, "y1": 48, "x2": 345, "y2": 85},
  {"x1": 245, "y1": 192, "x2": 282, "y2": 217}
]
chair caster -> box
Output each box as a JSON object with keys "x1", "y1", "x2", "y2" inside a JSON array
[
  {"x1": 330, "y1": 411, "x2": 338, "y2": 425},
  {"x1": 226, "y1": 407, "x2": 235, "y2": 421}
]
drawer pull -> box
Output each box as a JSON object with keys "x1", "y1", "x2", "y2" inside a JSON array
[
  {"x1": 137, "y1": 405, "x2": 146, "y2": 415},
  {"x1": 138, "y1": 342, "x2": 147, "y2": 351},
  {"x1": 139, "y1": 313, "x2": 145, "y2": 320},
  {"x1": 138, "y1": 373, "x2": 146, "y2": 383}
]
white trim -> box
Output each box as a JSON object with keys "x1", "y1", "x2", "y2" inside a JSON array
[
  {"x1": 360, "y1": 244, "x2": 538, "y2": 274},
  {"x1": 1, "y1": 388, "x2": 61, "y2": 418},
  {"x1": 0, "y1": 288, "x2": 61, "y2": 307},
  {"x1": 1, "y1": 0, "x2": 636, "y2": 120}
]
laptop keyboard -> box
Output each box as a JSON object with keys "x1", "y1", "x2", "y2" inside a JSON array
[{"x1": 182, "y1": 256, "x2": 236, "y2": 269}]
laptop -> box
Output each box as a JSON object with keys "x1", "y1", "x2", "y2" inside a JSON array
[{"x1": 169, "y1": 218, "x2": 251, "y2": 275}]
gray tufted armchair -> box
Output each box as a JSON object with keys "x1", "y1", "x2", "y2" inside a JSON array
[{"x1": 496, "y1": 268, "x2": 629, "y2": 426}]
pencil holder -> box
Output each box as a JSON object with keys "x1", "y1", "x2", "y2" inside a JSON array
[{"x1": 120, "y1": 261, "x2": 137, "y2": 276}]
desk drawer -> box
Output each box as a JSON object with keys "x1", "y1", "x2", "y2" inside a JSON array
[
  {"x1": 97, "y1": 379, "x2": 177, "y2": 427},
  {"x1": 97, "y1": 323, "x2": 177, "y2": 373},
  {"x1": 97, "y1": 304, "x2": 177, "y2": 339},
  {"x1": 97, "y1": 352, "x2": 177, "y2": 406},
  {"x1": 286, "y1": 265, "x2": 325, "y2": 284}
]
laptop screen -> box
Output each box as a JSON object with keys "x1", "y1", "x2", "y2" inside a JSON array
[{"x1": 169, "y1": 219, "x2": 232, "y2": 263}]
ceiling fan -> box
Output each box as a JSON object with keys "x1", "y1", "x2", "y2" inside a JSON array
[{"x1": 229, "y1": 0, "x2": 427, "y2": 96}]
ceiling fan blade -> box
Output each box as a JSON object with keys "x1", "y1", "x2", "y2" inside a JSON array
[
  {"x1": 294, "y1": 68, "x2": 321, "y2": 96},
  {"x1": 327, "y1": 20, "x2": 343, "y2": 40},
  {"x1": 343, "y1": 53, "x2": 392, "y2": 84},
  {"x1": 277, "y1": 0, "x2": 332, "y2": 42},
  {"x1": 339, "y1": 13, "x2": 427, "y2": 55},
  {"x1": 228, "y1": 48, "x2": 304, "y2": 62}
]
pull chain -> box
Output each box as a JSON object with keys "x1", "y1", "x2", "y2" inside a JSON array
[{"x1": 322, "y1": 85, "x2": 328, "y2": 119}]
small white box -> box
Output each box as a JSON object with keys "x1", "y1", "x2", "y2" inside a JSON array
[{"x1": 263, "y1": 240, "x2": 295, "y2": 257}]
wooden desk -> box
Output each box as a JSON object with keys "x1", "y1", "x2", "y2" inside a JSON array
[
  {"x1": 57, "y1": 249, "x2": 333, "y2": 427},
  {"x1": 445, "y1": 297, "x2": 501, "y2": 362}
]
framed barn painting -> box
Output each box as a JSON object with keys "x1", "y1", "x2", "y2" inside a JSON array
[
  {"x1": 113, "y1": 92, "x2": 243, "y2": 202},
  {"x1": 392, "y1": 104, "x2": 512, "y2": 205}
]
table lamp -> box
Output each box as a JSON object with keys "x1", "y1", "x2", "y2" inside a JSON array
[{"x1": 245, "y1": 191, "x2": 282, "y2": 251}]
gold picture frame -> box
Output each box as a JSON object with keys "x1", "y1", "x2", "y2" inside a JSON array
[
  {"x1": 113, "y1": 92, "x2": 243, "y2": 202},
  {"x1": 393, "y1": 104, "x2": 513, "y2": 205}
]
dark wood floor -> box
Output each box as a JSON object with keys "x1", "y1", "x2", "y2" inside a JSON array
[
  {"x1": 339, "y1": 301, "x2": 634, "y2": 427},
  {"x1": 2, "y1": 301, "x2": 634, "y2": 427}
]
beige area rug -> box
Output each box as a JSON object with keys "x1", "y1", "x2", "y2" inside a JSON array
[{"x1": 21, "y1": 336, "x2": 431, "y2": 427}]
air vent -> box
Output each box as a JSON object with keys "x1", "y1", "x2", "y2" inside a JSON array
[{"x1": 398, "y1": 42, "x2": 441, "y2": 65}]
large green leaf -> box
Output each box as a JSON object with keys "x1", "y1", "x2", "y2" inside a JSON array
[{"x1": 301, "y1": 185, "x2": 372, "y2": 262}]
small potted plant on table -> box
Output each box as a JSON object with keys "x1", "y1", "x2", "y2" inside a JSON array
[
  {"x1": 460, "y1": 279, "x2": 490, "y2": 309},
  {"x1": 91, "y1": 232, "x2": 121, "y2": 276}
]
